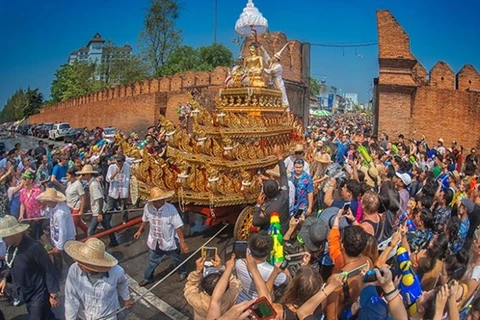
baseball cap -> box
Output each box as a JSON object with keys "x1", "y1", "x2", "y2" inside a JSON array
[{"x1": 395, "y1": 172, "x2": 411, "y2": 186}]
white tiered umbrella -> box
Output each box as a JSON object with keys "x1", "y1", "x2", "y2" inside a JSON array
[{"x1": 235, "y1": 0, "x2": 268, "y2": 38}]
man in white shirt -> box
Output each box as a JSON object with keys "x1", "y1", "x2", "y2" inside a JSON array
[
  {"x1": 284, "y1": 143, "x2": 310, "y2": 175},
  {"x1": 78, "y1": 165, "x2": 119, "y2": 247},
  {"x1": 64, "y1": 238, "x2": 133, "y2": 320},
  {"x1": 37, "y1": 188, "x2": 76, "y2": 278},
  {"x1": 235, "y1": 231, "x2": 289, "y2": 302},
  {"x1": 134, "y1": 187, "x2": 189, "y2": 286},
  {"x1": 106, "y1": 154, "x2": 131, "y2": 223}
]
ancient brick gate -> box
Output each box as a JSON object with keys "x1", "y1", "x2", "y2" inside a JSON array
[{"x1": 374, "y1": 10, "x2": 480, "y2": 149}]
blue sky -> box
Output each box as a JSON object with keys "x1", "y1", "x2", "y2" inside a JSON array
[{"x1": 1, "y1": 0, "x2": 479, "y2": 107}]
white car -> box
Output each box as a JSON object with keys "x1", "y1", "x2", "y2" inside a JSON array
[
  {"x1": 102, "y1": 127, "x2": 116, "y2": 143},
  {"x1": 49, "y1": 123, "x2": 71, "y2": 141}
]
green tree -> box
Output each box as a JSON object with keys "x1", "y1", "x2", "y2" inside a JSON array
[
  {"x1": 50, "y1": 60, "x2": 103, "y2": 103},
  {"x1": 139, "y1": 0, "x2": 182, "y2": 76},
  {"x1": 158, "y1": 43, "x2": 234, "y2": 76},
  {"x1": 197, "y1": 43, "x2": 234, "y2": 70},
  {"x1": 98, "y1": 41, "x2": 149, "y2": 86},
  {"x1": 310, "y1": 77, "x2": 322, "y2": 96},
  {"x1": 157, "y1": 45, "x2": 199, "y2": 76},
  {"x1": 0, "y1": 89, "x2": 27, "y2": 123},
  {"x1": 23, "y1": 88, "x2": 44, "y2": 117}
]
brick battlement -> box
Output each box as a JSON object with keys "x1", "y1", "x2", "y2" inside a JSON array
[
  {"x1": 375, "y1": 10, "x2": 480, "y2": 148},
  {"x1": 39, "y1": 67, "x2": 228, "y2": 114},
  {"x1": 31, "y1": 32, "x2": 310, "y2": 133}
]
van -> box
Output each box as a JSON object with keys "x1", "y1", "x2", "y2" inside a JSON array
[{"x1": 49, "y1": 123, "x2": 71, "y2": 141}]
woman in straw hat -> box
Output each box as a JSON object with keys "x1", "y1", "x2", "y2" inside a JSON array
[
  {"x1": 77, "y1": 165, "x2": 119, "y2": 247},
  {"x1": 134, "y1": 187, "x2": 189, "y2": 286},
  {"x1": 283, "y1": 143, "x2": 311, "y2": 176},
  {"x1": 64, "y1": 238, "x2": 133, "y2": 319},
  {"x1": 37, "y1": 188, "x2": 76, "y2": 278},
  {"x1": 0, "y1": 215, "x2": 60, "y2": 319}
]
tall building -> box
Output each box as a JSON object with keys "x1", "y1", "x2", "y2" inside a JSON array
[{"x1": 67, "y1": 33, "x2": 132, "y2": 65}]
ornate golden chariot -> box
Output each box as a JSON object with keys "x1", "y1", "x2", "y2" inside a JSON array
[{"x1": 119, "y1": 0, "x2": 304, "y2": 240}]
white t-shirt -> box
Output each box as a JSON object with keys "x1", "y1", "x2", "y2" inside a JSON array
[
  {"x1": 65, "y1": 180, "x2": 85, "y2": 210},
  {"x1": 235, "y1": 259, "x2": 288, "y2": 302}
]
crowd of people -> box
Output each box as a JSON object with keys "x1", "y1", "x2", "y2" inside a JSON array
[
  {"x1": 0, "y1": 113, "x2": 480, "y2": 320},
  {"x1": 183, "y1": 114, "x2": 480, "y2": 320}
]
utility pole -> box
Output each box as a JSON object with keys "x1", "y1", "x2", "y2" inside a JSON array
[{"x1": 213, "y1": 0, "x2": 218, "y2": 43}]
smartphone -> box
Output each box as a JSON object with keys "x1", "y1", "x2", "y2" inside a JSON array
[
  {"x1": 279, "y1": 260, "x2": 288, "y2": 271},
  {"x1": 294, "y1": 209, "x2": 304, "y2": 219},
  {"x1": 233, "y1": 241, "x2": 248, "y2": 259},
  {"x1": 201, "y1": 247, "x2": 217, "y2": 262},
  {"x1": 343, "y1": 263, "x2": 368, "y2": 279},
  {"x1": 342, "y1": 202, "x2": 351, "y2": 214},
  {"x1": 362, "y1": 269, "x2": 384, "y2": 283},
  {"x1": 249, "y1": 296, "x2": 277, "y2": 320}
]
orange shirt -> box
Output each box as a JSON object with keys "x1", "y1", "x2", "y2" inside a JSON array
[{"x1": 328, "y1": 227, "x2": 344, "y2": 272}]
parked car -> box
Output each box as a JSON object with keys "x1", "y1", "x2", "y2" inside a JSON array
[
  {"x1": 39, "y1": 123, "x2": 53, "y2": 139},
  {"x1": 64, "y1": 128, "x2": 84, "y2": 144},
  {"x1": 102, "y1": 127, "x2": 117, "y2": 143},
  {"x1": 49, "y1": 123, "x2": 71, "y2": 141}
]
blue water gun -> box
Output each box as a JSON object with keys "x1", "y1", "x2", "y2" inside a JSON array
[
  {"x1": 437, "y1": 173, "x2": 450, "y2": 191},
  {"x1": 399, "y1": 211, "x2": 416, "y2": 231},
  {"x1": 397, "y1": 247, "x2": 423, "y2": 316}
]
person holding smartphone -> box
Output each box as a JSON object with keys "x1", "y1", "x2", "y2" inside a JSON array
[{"x1": 253, "y1": 145, "x2": 290, "y2": 234}]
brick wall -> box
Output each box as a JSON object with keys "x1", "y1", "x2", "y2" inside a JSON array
[
  {"x1": 31, "y1": 32, "x2": 310, "y2": 132},
  {"x1": 375, "y1": 10, "x2": 480, "y2": 148}
]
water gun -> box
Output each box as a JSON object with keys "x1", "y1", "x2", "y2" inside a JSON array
[
  {"x1": 397, "y1": 247, "x2": 423, "y2": 316},
  {"x1": 357, "y1": 145, "x2": 372, "y2": 166},
  {"x1": 96, "y1": 139, "x2": 106, "y2": 148},
  {"x1": 399, "y1": 211, "x2": 416, "y2": 231},
  {"x1": 391, "y1": 144, "x2": 399, "y2": 154},
  {"x1": 437, "y1": 173, "x2": 450, "y2": 191},
  {"x1": 267, "y1": 212, "x2": 284, "y2": 265},
  {"x1": 137, "y1": 140, "x2": 148, "y2": 149}
]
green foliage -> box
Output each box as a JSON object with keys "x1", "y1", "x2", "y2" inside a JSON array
[
  {"x1": 50, "y1": 60, "x2": 104, "y2": 103},
  {"x1": 158, "y1": 43, "x2": 234, "y2": 76},
  {"x1": 139, "y1": 0, "x2": 182, "y2": 75},
  {"x1": 310, "y1": 77, "x2": 323, "y2": 96},
  {"x1": 98, "y1": 41, "x2": 148, "y2": 86},
  {"x1": 23, "y1": 88, "x2": 44, "y2": 117},
  {"x1": 0, "y1": 88, "x2": 44, "y2": 123}
]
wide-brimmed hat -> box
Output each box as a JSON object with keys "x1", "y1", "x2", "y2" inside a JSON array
[
  {"x1": 293, "y1": 144, "x2": 304, "y2": 153},
  {"x1": 449, "y1": 170, "x2": 460, "y2": 184},
  {"x1": 0, "y1": 215, "x2": 29, "y2": 238},
  {"x1": 438, "y1": 138, "x2": 444, "y2": 144},
  {"x1": 299, "y1": 216, "x2": 328, "y2": 252},
  {"x1": 148, "y1": 187, "x2": 174, "y2": 202},
  {"x1": 64, "y1": 238, "x2": 117, "y2": 272},
  {"x1": 76, "y1": 164, "x2": 98, "y2": 176},
  {"x1": 361, "y1": 166, "x2": 380, "y2": 188},
  {"x1": 36, "y1": 188, "x2": 66, "y2": 202},
  {"x1": 266, "y1": 165, "x2": 281, "y2": 178}
]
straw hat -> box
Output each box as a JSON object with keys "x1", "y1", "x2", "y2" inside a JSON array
[
  {"x1": 0, "y1": 215, "x2": 29, "y2": 238},
  {"x1": 148, "y1": 187, "x2": 174, "y2": 202},
  {"x1": 293, "y1": 144, "x2": 304, "y2": 153},
  {"x1": 76, "y1": 164, "x2": 98, "y2": 176},
  {"x1": 36, "y1": 188, "x2": 66, "y2": 202},
  {"x1": 64, "y1": 238, "x2": 117, "y2": 272}
]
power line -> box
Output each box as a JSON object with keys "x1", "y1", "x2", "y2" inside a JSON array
[{"x1": 309, "y1": 42, "x2": 378, "y2": 48}]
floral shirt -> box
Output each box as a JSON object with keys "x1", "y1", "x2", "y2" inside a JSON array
[
  {"x1": 452, "y1": 218, "x2": 470, "y2": 254},
  {"x1": 406, "y1": 229, "x2": 433, "y2": 252},
  {"x1": 19, "y1": 186, "x2": 43, "y2": 219},
  {"x1": 433, "y1": 205, "x2": 451, "y2": 233},
  {"x1": 290, "y1": 171, "x2": 314, "y2": 212}
]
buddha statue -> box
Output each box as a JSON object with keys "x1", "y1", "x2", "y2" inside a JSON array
[{"x1": 243, "y1": 42, "x2": 266, "y2": 87}]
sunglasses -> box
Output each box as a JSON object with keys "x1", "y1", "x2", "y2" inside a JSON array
[{"x1": 294, "y1": 159, "x2": 305, "y2": 165}]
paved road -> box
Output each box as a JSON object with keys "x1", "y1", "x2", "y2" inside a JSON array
[{"x1": 0, "y1": 134, "x2": 239, "y2": 320}]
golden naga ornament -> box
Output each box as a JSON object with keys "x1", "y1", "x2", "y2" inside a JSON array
[{"x1": 120, "y1": 39, "x2": 304, "y2": 208}]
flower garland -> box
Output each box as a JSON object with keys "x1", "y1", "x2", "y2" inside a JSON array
[{"x1": 6, "y1": 246, "x2": 18, "y2": 269}]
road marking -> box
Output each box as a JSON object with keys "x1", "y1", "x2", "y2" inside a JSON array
[{"x1": 126, "y1": 274, "x2": 189, "y2": 320}]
